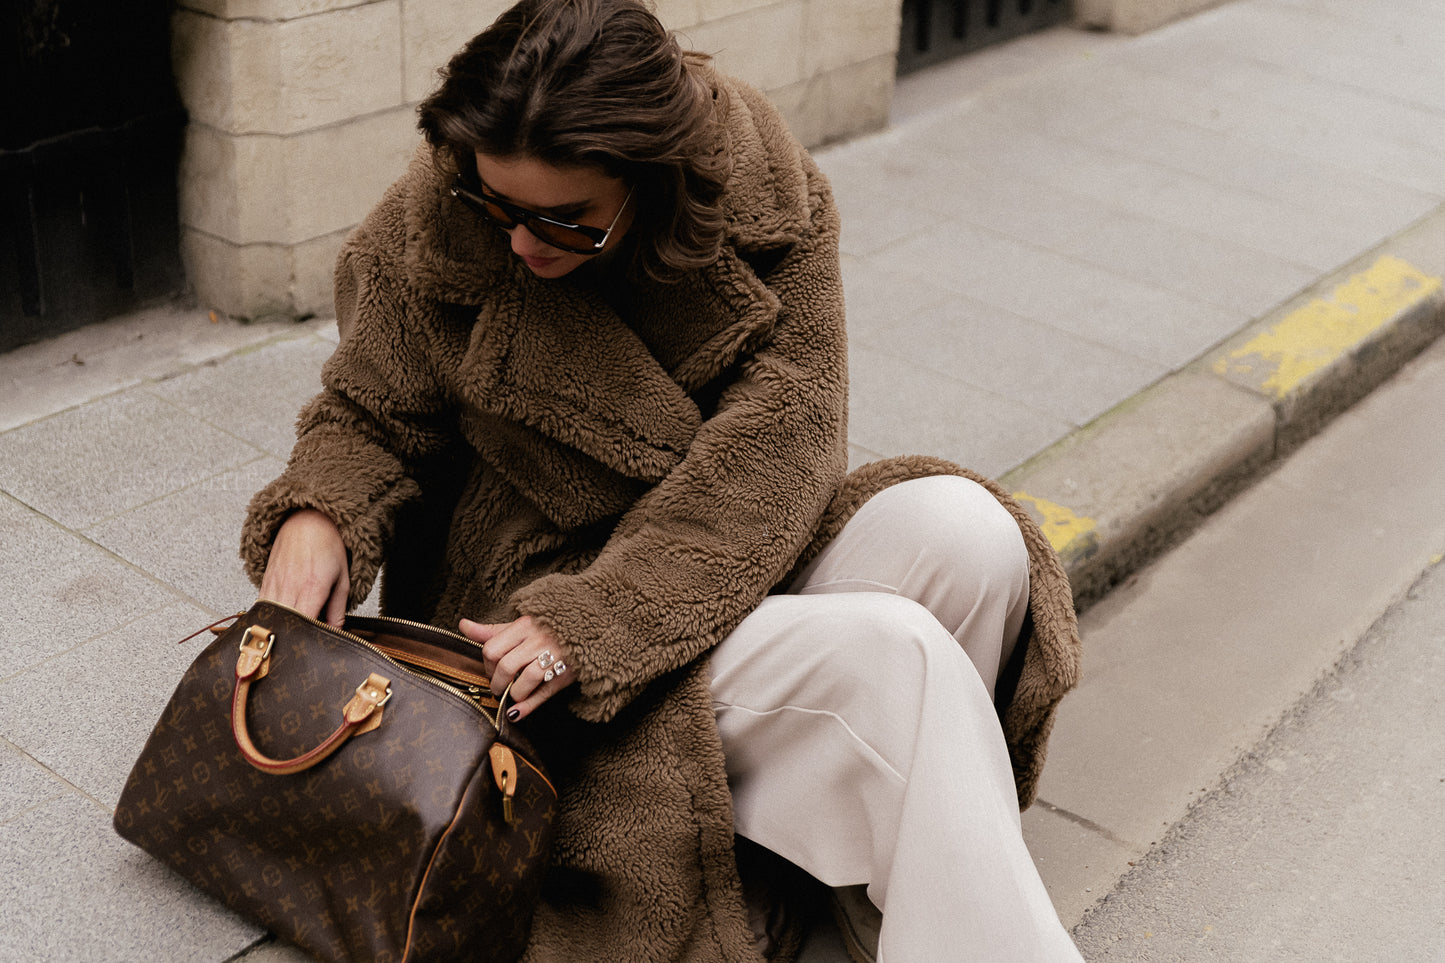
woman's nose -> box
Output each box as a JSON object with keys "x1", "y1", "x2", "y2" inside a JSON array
[{"x1": 509, "y1": 224, "x2": 554, "y2": 258}]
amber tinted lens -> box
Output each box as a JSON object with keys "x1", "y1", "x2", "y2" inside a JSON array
[
  {"x1": 525, "y1": 221, "x2": 599, "y2": 252},
  {"x1": 478, "y1": 197, "x2": 518, "y2": 228}
]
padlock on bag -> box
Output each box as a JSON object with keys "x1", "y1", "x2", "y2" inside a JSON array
[{"x1": 114, "y1": 599, "x2": 557, "y2": 963}]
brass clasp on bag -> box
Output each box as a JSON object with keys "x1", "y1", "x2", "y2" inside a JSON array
[{"x1": 237, "y1": 625, "x2": 274, "y2": 679}]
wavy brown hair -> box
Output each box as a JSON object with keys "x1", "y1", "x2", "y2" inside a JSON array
[{"x1": 417, "y1": 0, "x2": 731, "y2": 280}]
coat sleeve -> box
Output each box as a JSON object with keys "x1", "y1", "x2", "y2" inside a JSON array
[
  {"x1": 510, "y1": 191, "x2": 849, "y2": 722},
  {"x1": 239, "y1": 237, "x2": 456, "y2": 609}
]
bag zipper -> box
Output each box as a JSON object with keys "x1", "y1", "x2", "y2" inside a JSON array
[{"x1": 257, "y1": 601, "x2": 506, "y2": 732}]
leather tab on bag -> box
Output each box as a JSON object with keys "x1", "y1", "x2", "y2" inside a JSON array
[
  {"x1": 490, "y1": 744, "x2": 519, "y2": 826},
  {"x1": 236, "y1": 625, "x2": 274, "y2": 680},
  {"x1": 343, "y1": 673, "x2": 392, "y2": 727}
]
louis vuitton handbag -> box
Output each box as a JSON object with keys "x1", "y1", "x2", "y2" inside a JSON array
[{"x1": 113, "y1": 600, "x2": 557, "y2": 963}]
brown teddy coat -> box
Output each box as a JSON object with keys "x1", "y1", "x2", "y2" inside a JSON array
[{"x1": 242, "y1": 76, "x2": 1081, "y2": 963}]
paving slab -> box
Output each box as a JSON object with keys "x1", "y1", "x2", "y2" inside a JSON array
[
  {"x1": 0, "y1": 737, "x2": 73, "y2": 823},
  {"x1": 148, "y1": 336, "x2": 338, "y2": 459},
  {"x1": 877, "y1": 216, "x2": 1227, "y2": 372},
  {"x1": 846, "y1": 343, "x2": 1072, "y2": 479},
  {"x1": 0, "y1": 389, "x2": 264, "y2": 531},
  {"x1": 1007, "y1": 208, "x2": 1445, "y2": 607},
  {"x1": 0, "y1": 303, "x2": 327, "y2": 434},
  {"x1": 852, "y1": 288, "x2": 1168, "y2": 428},
  {"x1": 0, "y1": 494, "x2": 178, "y2": 674},
  {"x1": 86, "y1": 456, "x2": 287, "y2": 613}
]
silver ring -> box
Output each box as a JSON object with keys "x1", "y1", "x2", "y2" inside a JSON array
[
  {"x1": 552, "y1": 660, "x2": 567, "y2": 676},
  {"x1": 537, "y1": 650, "x2": 554, "y2": 669}
]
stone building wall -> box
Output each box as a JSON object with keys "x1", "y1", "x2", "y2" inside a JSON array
[{"x1": 170, "y1": 0, "x2": 902, "y2": 322}]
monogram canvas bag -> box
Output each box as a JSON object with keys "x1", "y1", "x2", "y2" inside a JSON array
[{"x1": 114, "y1": 600, "x2": 557, "y2": 963}]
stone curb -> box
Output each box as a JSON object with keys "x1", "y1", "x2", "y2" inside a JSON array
[{"x1": 1004, "y1": 203, "x2": 1445, "y2": 611}]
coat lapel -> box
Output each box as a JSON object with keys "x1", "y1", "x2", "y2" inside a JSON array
[
  {"x1": 397, "y1": 139, "x2": 786, "y2": 484},
  {"x1": 457, "y1": 268, "x2": 703, "y2": 483}
]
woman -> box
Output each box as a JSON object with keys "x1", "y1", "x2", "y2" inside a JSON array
[{"x1": 245, "y1": 1, "x2": 1083, "y2": 960}]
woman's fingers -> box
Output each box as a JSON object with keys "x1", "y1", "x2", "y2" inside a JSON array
[
  {"x1": 459, "y1": 616, "x2": 573, "y2": 721},
  {"x1": 458, "y1": 618, "x2": 502, "y2": 645},
  {"x1": 504, "y1": 665, "x2": 572, "y2": 722},
  {"x1": 322, "y1": 571, "x2": 350, "y2": 629}
]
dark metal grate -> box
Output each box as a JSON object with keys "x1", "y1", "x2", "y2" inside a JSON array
[
  {"x1": 898, "y1": 0, "x2": 1072, "y2": 73},
  {"x1": 2, "y1": 0, "x2": 186, "y2": 352}
]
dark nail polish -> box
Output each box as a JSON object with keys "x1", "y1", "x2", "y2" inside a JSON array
[{"x1": 506, "y1": 707, "x2": 520, "y2": 722}]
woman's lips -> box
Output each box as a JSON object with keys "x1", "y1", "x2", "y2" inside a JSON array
[{"x1": 523, "y1": 254, "x2": 559, "y2": 271}]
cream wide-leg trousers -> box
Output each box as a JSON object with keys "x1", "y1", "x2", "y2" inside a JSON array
[{"x1": 708, "y1": 476, "x2": 1082, "y2": 962}]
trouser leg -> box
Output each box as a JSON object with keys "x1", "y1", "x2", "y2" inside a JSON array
[
  {"x1": 710, "y1": 477, "x2": 1080, "y2": 961},
  {"x1": 786, "y1": 474, "x2": 1030, "y2": 698}
]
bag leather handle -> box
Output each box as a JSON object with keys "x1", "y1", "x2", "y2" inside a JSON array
[{"x1": 230, "y1": 625, "x2": 391, "y2": 775}]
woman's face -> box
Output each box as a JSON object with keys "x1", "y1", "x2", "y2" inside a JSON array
[{"x1": 472, "y1": 152, "x2": 635, "y2": 279}]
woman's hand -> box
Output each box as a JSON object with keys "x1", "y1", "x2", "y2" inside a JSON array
[
  {"x1": 258, "y1": 508, "x2": 349, "y2": 626},
  {"x1": 460, "y1": 616, "x2": 574, "y2": 722}
]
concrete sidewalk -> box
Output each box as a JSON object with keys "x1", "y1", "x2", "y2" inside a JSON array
[{"x1": 2, "y1": 0, "x2": 1443, "y2": 959}]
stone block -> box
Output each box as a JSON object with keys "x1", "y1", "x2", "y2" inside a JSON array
[
  {"x1": 769, "y1": 54, "x2": 894, "y2": 148},
  {"x1": 291, "y1": 228, "x2": 352, "y2": 316},
  {"x1": 181, "y1": 229, "x2": 292, "y2": 320},
  {"x1": 183, "y1": 227, "x2": 352, "y2": 320},
  {"x1": 171, "y1": 10, "x2": 236, "y2": 132},
  {"x1": 802, "y1": 0, "x2": 901, "y2": 76},
  {"x1": 680, "y1": 1, "x2": 806, "y2": 92},
  {"x1": 281, "y1": 108, "x2": 420, "y2": 241},
  {"x1": 403, "y1": 0, "x2": 512, "y2": 103},
  {"x1": 181, "y1": 108, "x2": 416, "y2": 247},
  {"x1": 174, "y1": 3, "x2": 403, "y2": 136},
  {"x1": 656, "y1": 0, "x2": 706, "y2": 30},
  {"x1": 177, "y1": 123, "x2": 284, "y2": 245}
]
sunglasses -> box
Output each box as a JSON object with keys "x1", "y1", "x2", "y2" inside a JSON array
[{"x1": 450, "y1": 176, "x2": 633, "y2": 255}]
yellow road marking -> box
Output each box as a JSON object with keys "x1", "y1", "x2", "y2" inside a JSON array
[
  {"x1": 1013, "y1": 492, "x2": 1098, "y2": 558},
  {"x1": 1214, "y1": 256, "x2": 1442, "y2": 398}
]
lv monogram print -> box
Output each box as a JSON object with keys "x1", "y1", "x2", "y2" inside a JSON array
[{"x1": 114, "y1": 601, "x2": 556, "y2": 963}]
